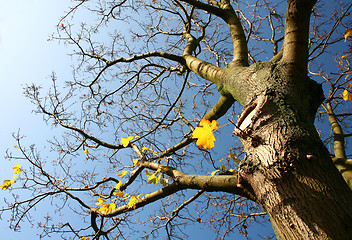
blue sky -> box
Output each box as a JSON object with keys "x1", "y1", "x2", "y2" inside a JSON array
[
  {"x1": 0, "y1": 0, "x2": 72, "y2": 144},
  {"x1": 0, "y1": 1, "x2": 72, "y2": 239}
]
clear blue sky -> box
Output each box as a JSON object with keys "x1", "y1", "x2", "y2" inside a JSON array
[{"x1": 0, "y1": 1, "x2": 72, "y2": 239}]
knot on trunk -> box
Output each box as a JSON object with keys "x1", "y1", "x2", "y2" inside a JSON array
[{"x1": 234, "y1": 91, "x2": 274, "y2": 146}]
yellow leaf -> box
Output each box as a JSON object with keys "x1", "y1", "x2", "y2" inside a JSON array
[
  {"x1": 117, "y1": 170, "x2": 128, "y2": 177},
  {"x1": 115, "y1": 181, "x2": 122, "y2": 190},
  {"x1": 0, "y1": 179, "x2": 15, "y2": 190},
  {"x1": 95, "y1": 197, "x2": 106, "y2": 205},
  {"x1": 109, "y1": 203, "x2": 116, "y2": 212},
  {"x1": 84, "y1": 149, "x2": 89, "y2": 154},
  {"x1": 13, "y1": 164, "x2": 22, "y2": 174},
  {"x1": 128, "y1": 195, "x2": 140, "y2": 209},
  {"x1": 220, "y1": 164, "x2": 227, "y2": 172},
  {"x1": 12, "y1": 174, "x2": 17, "y2": 179},
  {"x1": 339, "y1": 54, "x2": 349, "y2": 65},
  {"x1": 146, "y1": 170, "x2": 163, "y2": 184},
  {"x1": 159, "y1": 178, "x2": 168, "y2": 187},
  {"x1": 343, "y1": 89, "x2": 352, "y2": 101},
  {"x1": 192, "y1": 119, "x2": 218, "y2": 150},
  {"x1": 142, "y1": 146, "x2": 152, "y2": 152},
  {"x1": 99, "y1": 203, "x2": 116, "y2": 214},
  {"x1": 99, "y1": 204, "x2": 108, "y2": 213},
  {"x1": 211, "y1": 170, "x2": 219, "y2": 176},
  {"x1": 79, "y1": 237, "x2": 90, "y2": 240},
  {"x1": 343, "y1": 89, "x2": 349, "y2": 100},
  {"x1": 121, "y1": 136, "x2": 134, "y2": 147},
  {"x1": 14, "y1": 145, "x2": 19, "y2": 149},
  {"x1": 345, "y1": 29, "x2": 352, "y2": 42},
  {"x1": 113, "y1": 190, "x2": 123, "y2": 197},
  {"x1": 147, "y1": 174, "x2": 157, "y2": 184},
  {"x1": 132, "y1": 158, "x2": 140, "y2": 166}
]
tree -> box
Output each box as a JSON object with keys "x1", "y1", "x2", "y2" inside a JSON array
[{"x1": 1, "y1": 0, "x2": 352, "y2": 239}]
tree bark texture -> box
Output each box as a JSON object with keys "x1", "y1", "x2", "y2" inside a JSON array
[{"x1": 224, "y1": 60, "x2": 352, "y2": 239}]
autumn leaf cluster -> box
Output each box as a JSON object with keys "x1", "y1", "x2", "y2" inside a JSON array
[{"x1": 0, "y1": 163, "x2": 22, "y2": 190}]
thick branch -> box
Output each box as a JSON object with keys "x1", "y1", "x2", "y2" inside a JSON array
[
  {"x1": 183, "y1": 31, "x2": 225, "y2": 85},
  {"x1": 180, "y1": 0, "x2": 223, "y2": 16},
  {"x1": 91, "y1": 161, "x2": 254, "y2": 217},
  {"x1": 183, "y1": 54, "x2": 225, "y2": 85},
  {"x1": 176, "y1": 174, "x2": 249, "y2": 196},
  {"x1": 326, "y1": 102, "x2": 352, "y2": 189},
  {"x1": 326, "y1": 102, "x2": 346, "y2": 159},
  {"x1": 181, "y1": 0, "x2": 248, "y2": 65},
  {"x1": 204, "y1": 94, "x2": 235, "y2": 121},
  {"x1": 282, "y1": 0, "x2": 317, "y2": 72}
]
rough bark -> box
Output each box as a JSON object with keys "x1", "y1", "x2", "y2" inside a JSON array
[
  {"x1": 178, "y1": 0, "x2": 352, "y2": 236},
  {"x1": 226, "y1": 61, "x2": 352, "y2": 239}
]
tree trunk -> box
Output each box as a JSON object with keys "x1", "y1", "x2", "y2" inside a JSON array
[{"x1": 225, "y1": 61, "x2": 352, "y2": 239}]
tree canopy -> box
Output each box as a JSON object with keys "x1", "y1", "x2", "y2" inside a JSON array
[{"x1": 1, "y1": 0, "x2": 352, "y2": 239}]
